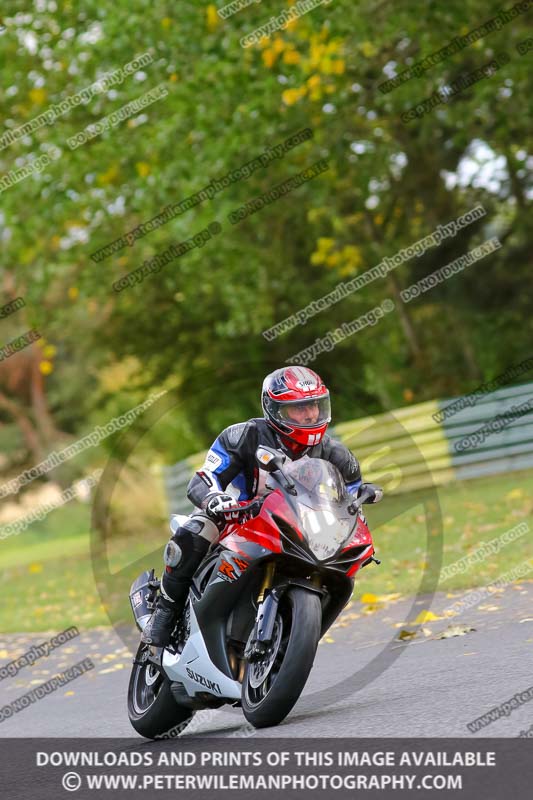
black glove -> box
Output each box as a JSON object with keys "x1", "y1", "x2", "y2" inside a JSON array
[{"x1": 204, "y1": 492, "x2": 240, "y2": 528}]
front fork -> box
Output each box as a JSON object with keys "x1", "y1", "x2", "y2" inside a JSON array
[{"x1": 244, "y1": 563, "x2": 325, "y2": 661}]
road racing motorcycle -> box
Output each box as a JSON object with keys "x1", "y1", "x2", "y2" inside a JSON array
[{"x1": 127, "y1": 446, "x2": 383, "y2": 738}]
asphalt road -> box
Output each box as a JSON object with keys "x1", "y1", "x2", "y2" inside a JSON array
[{"x1": 1, "y1": 580, "x2": 532, "y2": 739}]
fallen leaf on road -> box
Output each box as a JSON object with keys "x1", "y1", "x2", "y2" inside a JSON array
[
  {"x1": 436, "y1": 624, "x2": 476, "y2": 639},
  {"x1": 361, "y1": 603, "x2": 384, "y2": 614},
  {"x1": 414, "y1": 610, "x2": 441, "y2": 624},
  {"x1": 376, "y1": 593, "x2": 402, "y2": 603},
  {"x1": 421, "y1": 627, "x2": 433, "y2": 637},
  {"x1": 398, "y1": 629, "x2": 417, "y2": 641},
  {"x1": 360, "y1": 593, "x2": 378, "y2": 604},
  {"x1": 519, "y1": 618, "x2": 533, "y2": 623}
]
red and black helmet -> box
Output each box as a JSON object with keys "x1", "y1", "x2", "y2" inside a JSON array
[{"x1": 261, "y1": 366, "x2": 331, "y2": 447}]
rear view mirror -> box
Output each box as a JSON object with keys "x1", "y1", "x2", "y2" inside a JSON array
[
  {"x1": 347, "y1": 483, "x2": 383, "y2": 515},
  {"x1": 358, "y1": 483, "x2": 383, "y2": 504},
  {"x1": 255, "y1": 446, "x2": 286, "y2": 472}
]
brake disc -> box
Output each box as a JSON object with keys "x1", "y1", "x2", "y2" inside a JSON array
[{"x1": 248, "y1": 617, "x2": 283, "y2": 689}]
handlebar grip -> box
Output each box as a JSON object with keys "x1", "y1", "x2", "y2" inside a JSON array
[{"x1": 221, "y1": 498, "x2": 262, "y2": 521}]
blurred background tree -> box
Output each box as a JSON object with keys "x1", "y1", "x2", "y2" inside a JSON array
[{"x1": 0, "y1": 0, "x2": 531, "y2": 481}]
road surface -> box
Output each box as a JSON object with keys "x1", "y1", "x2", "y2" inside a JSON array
[{"x1": 1, "y1": 580, "x2": 531, "y2": 739}]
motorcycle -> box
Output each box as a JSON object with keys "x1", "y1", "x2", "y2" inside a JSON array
[{"x1": 127, "y1": 446, "x2": 383, "y2": 738}]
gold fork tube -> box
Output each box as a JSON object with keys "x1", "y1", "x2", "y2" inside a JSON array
[{"x1": 257, "y1": 562, "x2": 275, "y2": 603}]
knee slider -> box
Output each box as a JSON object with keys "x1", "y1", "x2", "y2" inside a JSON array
[
  {"x1": 164, "y1": 526, "x2": 210, "y2": 576},
  {"x1": 163, "y1": 539, "x2": 182, "y2": 568}
]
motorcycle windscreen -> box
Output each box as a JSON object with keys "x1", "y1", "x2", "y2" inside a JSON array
[{"x1": 283, "y1": 457, "x2": 356, "y2": 560}]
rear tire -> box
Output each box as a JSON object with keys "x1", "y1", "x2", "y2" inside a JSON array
[
  {"x1": 241, "y1": 587, "x2": 321, "y2": 728},
  {"x1": 127, "y1": 643, "x2": 194, "y2": 739}
]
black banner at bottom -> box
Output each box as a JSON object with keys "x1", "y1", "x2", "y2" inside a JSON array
[{"x1": 1, "y1": 738, "x2": 530, "y2": 799}]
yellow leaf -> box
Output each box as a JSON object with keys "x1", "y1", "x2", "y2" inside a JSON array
[
  {"x1": 398, "y1": 629, "x2": 417, "y2": 640},
  {"x1": 360, "y1": 41, "x2": 377, "y2": 58},
  {"x1": 39, "y1": 360, "x2": 53, "y2": 375},
  {"x1": 362, "y1": 603, "x2": 383, "y2": 613},
  {"x1": 29, "y1": 88, "x2": 47, "y2": 105},
  {"x1": 135, "y1": 161, "x2": 151, "y2": 177},
  {"x1": 325, "y1": 252, "x2": 340, "y2": 267},
  {"x1": 206, "y1": 4, "x2": 220, "y2": 32},
  {"x1": 262, "y1": 49, "x2": 276, "y2": 69},
  {"x1": 29, "y1": 563, "x2": 43, "y2": 573},
  {"x1": 360, "y1": 592, "x2": 378, "y2": 604},
  {"x1": 161, "y1": 17, "x2": 172, "y2": 29},
  {"x1": 341, "y1": 244, "x2": 362, "y2": 268},
  {"x1": 414, "y1": 610, "x2": 441, "y2": 624},
  {"x1": 97, "y1": 164, "x2": 120, "y2": 186},
  {"x1": 68, "y1": 286, "x2": 79, "y2": 300},
  {"x1": 317, "y1": 237, "x2": 335, "y2": 252},
  {"x1": 506, "y1": 488, "x2": 525, "y2": 501},
  {"x1": 281, "y1": 87, "x2": 306, "y2": 106},
  {"x1": 64, "y1": 691, "x2": 75, "y2": 696},
  {"x1": 283, "y1": 50, "x2": 301, "y2": 65}
]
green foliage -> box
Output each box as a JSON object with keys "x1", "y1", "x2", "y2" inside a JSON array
[{"x1": 0, "y1": 0, "x2": 531, "y2": 460}]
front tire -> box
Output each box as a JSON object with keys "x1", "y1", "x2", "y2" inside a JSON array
[
  {"x1": 127, "y1": 643, "x2": 194, "y2": 739},
  {"x1": 241, "y1": 587, "x2": 321, "y2": 728}
]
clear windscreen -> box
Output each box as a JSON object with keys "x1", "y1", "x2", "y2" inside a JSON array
[{"x1": 275, "y1": 457, "x2": 357, "y2": 560}]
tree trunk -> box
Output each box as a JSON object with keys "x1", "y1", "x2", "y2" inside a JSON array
[
  {"x1": 30, "y1": 355, "x2": 58, "y2": 446},
  {"x1": 0, "y1": 390, "x2": 44, "y2": 464},
  {"x1": 387, "y1": 273, "x2": 423, "y2": 360}
]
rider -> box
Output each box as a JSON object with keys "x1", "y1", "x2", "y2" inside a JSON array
[{"x1": 142, "y1": 365, "x2": 363, "y2": 646}]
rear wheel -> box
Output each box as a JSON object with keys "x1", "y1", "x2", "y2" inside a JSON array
[
  {"x1": 127, "y1": 642, "x2": 194, "y2": 739},
  {"x1": 241, "y1": 587, "x2": 321, "y2": 728}
]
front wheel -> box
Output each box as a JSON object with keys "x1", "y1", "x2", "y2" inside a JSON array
[
  {"x1": 127, "y1": 643, "x2": 194, "y2": 739},
  {"x1": 241, "y1": 587, "x2": 321, "y2": 728}
]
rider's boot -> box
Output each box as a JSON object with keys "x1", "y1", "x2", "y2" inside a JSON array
[{"x1": 142, "y1": 525, "x2": 211, "y2": 647}]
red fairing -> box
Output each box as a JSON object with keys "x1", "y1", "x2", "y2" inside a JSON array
[
  {"x1": 345, "y1": 516, "x2": 374, "y2": 578},
  {"x1": 219, "y1": 490, "x2": 301, "y2": 555},
  {"x1": 220, "y1": 491, "x2": 375, "y2": 581},
  {"x1": 342, "y1": 515, "x2": 373, "y2": 551}
]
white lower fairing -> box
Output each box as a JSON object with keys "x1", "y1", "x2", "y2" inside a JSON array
[{"x1": 162, "y1": 604, "x2": 241, "y2": 701}]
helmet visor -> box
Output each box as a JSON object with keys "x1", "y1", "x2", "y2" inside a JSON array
[{"x1": 270, "y1": 394, "x2": 331, "y2": 429}]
